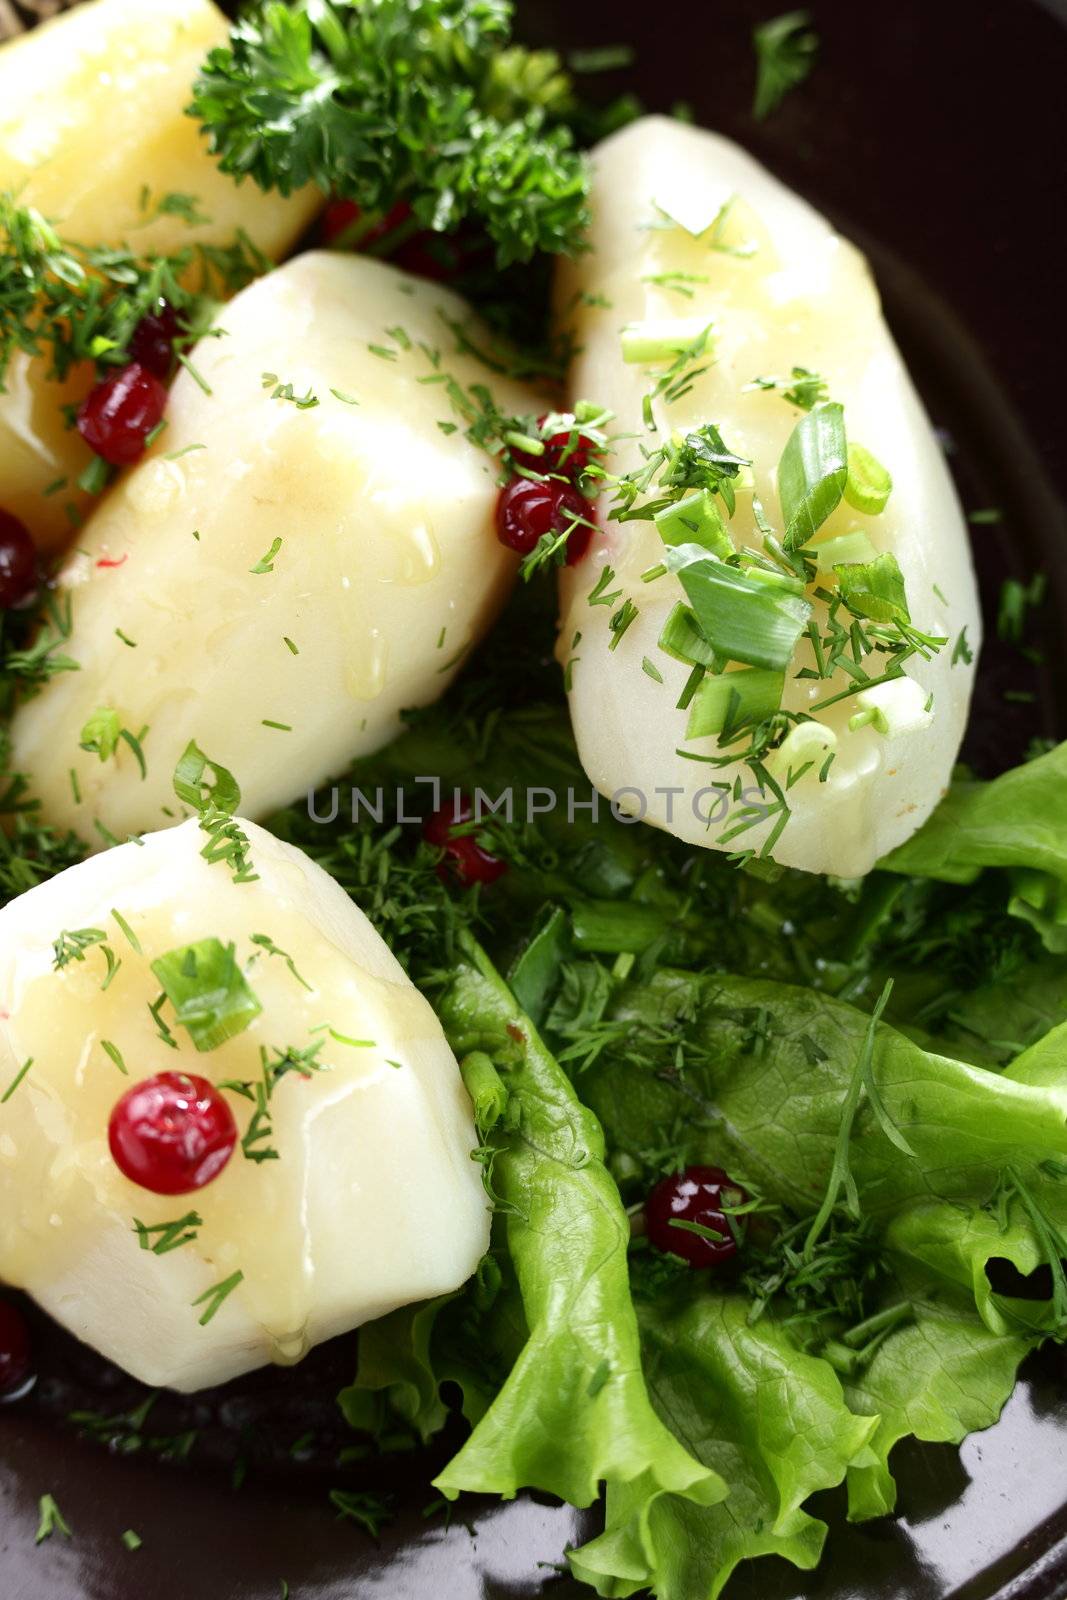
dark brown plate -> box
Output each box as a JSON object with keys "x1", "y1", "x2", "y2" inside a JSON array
[{"x1": 3, "y1": 0, "x2": 1067, "y2": 1595}]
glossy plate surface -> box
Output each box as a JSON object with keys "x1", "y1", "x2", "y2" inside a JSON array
[{"x1": 2, "y1": 0, "x2": 1067, "y2": 1595}]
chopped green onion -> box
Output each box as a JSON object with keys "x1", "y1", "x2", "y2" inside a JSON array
[
  {"x1": 658, "y1": 601, "x2": 724, "y2": 668},
  {"x1": 459, "y1": 1051, "x2": 508, "y2": 1130},
  {"x1": 79, "y1": 707, "x2": 121, "y2": 762},
  {"x1": 834, "y1": 551, "x2": 911, "y2": 625},
  {"x1": 621, "y1": 319, "x2": 714, "y2": 365},
  {"x1": 685, "y1": 667, "x2": 785, "y2": 740},
  {"x1": 777, "y1": 401, "x2": 848, "y2": 549},
  {"x1": 848, "y1": 677, "x2": 933, "y2": 738},
  {"x1": 666, "y1": 546, "x2": 812, "y2": 671},
  {"x1": 654, "y1": 489, "x2": 734, "y2": 559},
  {"x1": 35, "y1": 1494, "x2": 71, "y2": 1545},
  {"x1": 843, "y1": 443, "x2": 893, "y2": 515},
  {"x1": 739, "y1": 562, "x2": 807, "y2": 596},
  {"x1": 77, "y1": 455, "x2": 112, "y2": 496},
  {"x1": 150, "y1": 938, "x2": 262, "y2": 1052},
  {"x1": 812, "y1": 530, "x2": 878, "y2": 572},
  {"x1": 766, "y1": 719, "x2": 837, "y2": 777}
]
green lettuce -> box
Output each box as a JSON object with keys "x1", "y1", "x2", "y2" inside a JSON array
[
  {"x1": 343, "y1": 938, "x2": 724, "y2": 1519},
  {"x1": 881, "y1": 741, "x2": 1067, "y2": 952},
  {"x1": 571, "y1": 1292, "x2": 879, "y2": 1599},
  {"x1": 567, "y1": 970, "x2": 1067, "y2": 1596}
]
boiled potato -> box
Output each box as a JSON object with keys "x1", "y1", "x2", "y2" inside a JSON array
[
  {"x1": 11, "y1": 251, "x2": 540, "y2": 841},
  {"x1": 0, "y1": 817, "x2": 489, "y2": 1392},
  {"x1": 0, "y1": 0, "x2": 322, "y2": 549},
  {"x1": 556, "y1": 117, "x2": 981, "y2": 876}
]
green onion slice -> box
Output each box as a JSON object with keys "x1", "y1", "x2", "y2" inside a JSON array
[
  {"x1": 834, "y1": 551, "x2": 911, "y2": 624},
  {"x1": 778, "y1": 401, "x2": 848, "y2": 549},
  {"x1": 654, "y1": 489, "x2": 734, "y2": 559},
  {"x1": 843, "y1": 443, "x2": 893, "y2": 515},
  {"x1": 686, "y1": 667, "x2": 785, "y2": 740},
  {"x1": 151, "y1": 938, "x2": 262, "y2": 1053},
  {"x1": 666, "y1": 545, "x2": 812, "y2": 671}
]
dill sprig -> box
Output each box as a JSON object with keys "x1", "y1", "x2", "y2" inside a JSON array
[{"x1": 0, "y1": 194, "x2": 268, "y2": 390}]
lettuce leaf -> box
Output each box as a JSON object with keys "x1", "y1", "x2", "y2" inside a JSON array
[
  {"x1": 881, "y1": 742, "x2": 1067, "y2": 953},
  {"x1": 880, "y1": 741, "x2": 1067, "y2": 886},
  {"x1": 566, "y1": 969, "x2": 1067, "y2": 1595},
  {"x1": 344, "y1": 938, "x2": 724, "y2": 1520},
  {"x1": 839, "y1": 1284, "x2": 1028, "y2": 1519},
  {"x1": 571, "y1": 1292, "x2": 879, "y2": 1600},
  {"x1": 579, "y1": 970, "x2": 1067, "y2": 1220}
]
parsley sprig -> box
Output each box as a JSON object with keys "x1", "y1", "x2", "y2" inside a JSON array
[{"x1": 190, "y1": 0, "x2": 592, "y2": 267}]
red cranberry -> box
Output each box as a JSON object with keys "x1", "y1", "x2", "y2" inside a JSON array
[
  {"x1": 321, "y1": 198, "x2": 411, "y2": 252},
  {"x1": 0, "y1": 509, "x2": 38, "y2": 609},
  {"x1": 127, "y1": 301, "x2": 181, "y2": 379},
  {"x1": 495, "y1": 477, "x2": 593, "y2": 562},
  {"x1": 0, "y1": 1299, "x2": 32, "y2": 1397},
  {"x1": 320, "y1": 199, "x2": 482, "y2": 282},
  {"x1": 77, "y1": 363, "x2": 168, "y2": 466},
  {"x1": 645, "y1": 1165, "x2": 749, "y2": 1267},
  {"x1": 424, "y1": 794, "x2": 508, "y2": 887},
  {"x1": 109, "y1": 1072, "x2": 237, "y2": 1196},
  {"x1": 512, "y1": 415, "x2": 596, "y2": 480}
]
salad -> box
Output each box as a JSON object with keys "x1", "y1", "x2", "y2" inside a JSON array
[{"x1": 0, "y1": 0, "x2": 1063, "y2": 1595}]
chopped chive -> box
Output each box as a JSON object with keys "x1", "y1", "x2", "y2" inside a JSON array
[
  {"x1": 283, "y1": 636, "x2": 299, "y2": 655},
  {"x1": 101, "y1": 1040, "x2": 128, "y2": 1075},
  {"x1": 192, "y1": 1269, "x2": 244, "y2": 1325},
  {"x1": 111, "y1": 909, "x2": 142, "y2": 954},
  {"x1": 250, "y1": 537, "x2": 282, "y2": 574},
  {"x1": 1, "y1": 1057, "x2": 33, "y2": 1103},
  {"x1": 115, "y1": 628, "x2": 137, "y2": 648},
  {"x1": 77, "y1": 455, "x2": 112, "y2": 496},
  {"x1": 261, "y1": 719, "x2": 292, "y2": 731},
  {"x1": 134, "y1": 1211, "x2": 202, "y2": 1254},
  {"x1": 177, "y1": 352, "x2": 213, "y2": 394}
]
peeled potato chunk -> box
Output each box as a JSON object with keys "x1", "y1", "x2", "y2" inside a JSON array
[
  {"x1": 0, "y1": 0, "x2": 321, "y2": 549},
  {"x1": 0, "y1": 817, "x2": 489, "y2": 1392},
  {"x1": 556, "y1": 117, "x2": 981, "y2": 877},
  {"x1": 11, "y1": 250, "x2": 541, "y2": 843}
]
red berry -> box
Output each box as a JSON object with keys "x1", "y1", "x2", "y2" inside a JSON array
[
  {"x1": 645, "y1": 1165, "x2": 748, "y2": 1268},
  {"x1": 424, "y1": 794, "x2": 507, "y2": 887},
  {"x1": 0, "y1": 509, "x2": 37, "y2": 609},
  {"x1": 320, "y1": 198, "x2": 483, "y2": 282},
  {"x1": 77, "y1": 363, "x2": 168, "y2": 466},
  {"x1": 108, "y1": 1072, "x2": 237, "y2": 1196},
  {"x1": 495, "y1": 477, "x2": 593, "y2": 562},
  {"x1": 0, "y1": 1299, "x2": 32, "y2": 1397},
  {"x1": 320, "y1": 198, "x2": 363, "y2": 246},
  {"x1": 512, "y1": 415, "x2": 595, "y2": 480},
  {"x1": 127, "y1": 301, "x2": 181, "y2": 379}
]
